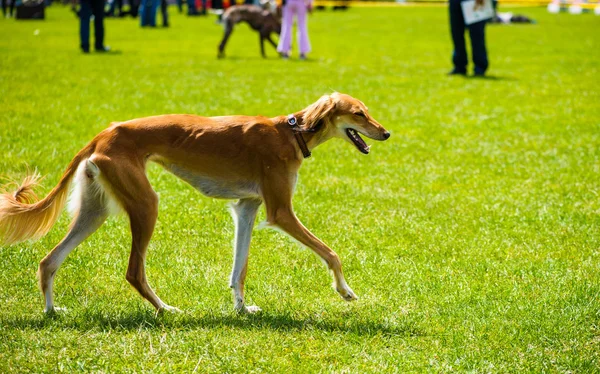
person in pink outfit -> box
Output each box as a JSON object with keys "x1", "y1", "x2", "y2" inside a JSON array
[{"x1": 277, "y1": 0, "x2": 312, "y2": 59}]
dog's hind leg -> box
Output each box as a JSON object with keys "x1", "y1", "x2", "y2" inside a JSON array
[
  {"x1": 259, "y1": 33, "x2": 266, "y2": 58},
  {"x1": 229, "y1": 198, "x2": 262, "y2": 313},
  {"x1": 93, "y1": 157, "x2": 178, "y2": 313},
  {"x1": 38, "y1": 160, "x2": 110, "y2": 313}
]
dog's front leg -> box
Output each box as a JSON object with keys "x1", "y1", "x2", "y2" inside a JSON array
[
  {"x1": 229, "y1": 198, "x2": 262, "y2": 313},
  {"x1": 218, "y1": 22, "x2": 234, "y2": 58},
  {"x1": 262, "y1": 181, "x2": 358, "y2": 302}
]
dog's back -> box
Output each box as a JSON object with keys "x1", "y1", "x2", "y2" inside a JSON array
[{"x1": 222, "y1": 5, "x2": 278, "y2": 31}]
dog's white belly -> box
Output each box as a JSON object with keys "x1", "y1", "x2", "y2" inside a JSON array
[{"x1": 166, "y1": 164, "x2": 260, "y2": 199}]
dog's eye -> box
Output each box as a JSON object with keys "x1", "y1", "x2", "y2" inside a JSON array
[{"x1": 354, "y1": 112, "x2": 366, "y2": 118}]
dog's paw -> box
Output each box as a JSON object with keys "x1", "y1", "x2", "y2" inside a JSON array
[
  {"x1": 158, "y1": 305, "x2": 182, "y2": 314},
  {"x1": 44, "y1": 306, "x2": 68, "y2": 315},
  {"x1": 236, "y1": 305, "x2": 262, "y2": 314},
  {"x1": 337, "y1": 287, "x2": 358, "y2": 302},
  {"x1": 245, "y1": 305, "x2": 262, "y2": 314}
]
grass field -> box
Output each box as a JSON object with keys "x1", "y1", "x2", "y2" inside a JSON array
[{"x1": 1, "y1": 5, "x2": 599, "y2": 372}]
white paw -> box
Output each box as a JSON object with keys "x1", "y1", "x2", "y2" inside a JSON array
[
  {"x1": 158, "y1": 305, "x2": 182, "y2": 314},
  {"x1": 245, "y1": 305, "x2": 262, "y2": 314},
  {"x1": 236, "y1": 305, "x2": 262, "y2": 314},
  {"x1": 44, "y1": 306, "x2": 67, "y2": 314},
  {"x1": 337, "y1": 287, "x2": 358, "y2": 302}
]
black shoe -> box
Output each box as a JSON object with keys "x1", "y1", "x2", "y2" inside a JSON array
[
  {"x1": 448, "y1": 69, "x2": 467, "y2": 76},
  {"x1": 95, "y1": 46, "x2": 111, "y2": 52},
  {"x1": 473, "y1": 72, "x2": 486, "y2": 78},
  {"x1": 82, "y1": 48, "x2": 90, "y2": 53}
]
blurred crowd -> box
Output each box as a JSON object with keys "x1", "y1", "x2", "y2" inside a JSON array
[{"x1": 3, "y1": 0, "x2": 545, "y2": 76}]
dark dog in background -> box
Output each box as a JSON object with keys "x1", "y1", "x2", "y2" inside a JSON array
[{"x1": 217, "y1": 1, "x2": 281, "y2": 58}]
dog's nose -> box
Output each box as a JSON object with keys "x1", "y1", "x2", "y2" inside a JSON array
[{"x1": 383, "y1": 131, "x2": 391, "y2": 140}]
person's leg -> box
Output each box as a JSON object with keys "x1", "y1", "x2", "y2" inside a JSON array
[
  {"x1": 107, "y1": 0, "x2": 116, "y2": 16},
  {"x1": 91, "y1": 0, "x2": 105, "y2": 50},
  {"x1": 2, "y1": 0, "x2": 7, "y2": 17},
  {"x1": 149, "y1": 0, "x2": 158, "y2": 26},
  {"x1": 161, "y1": 0, "x2": 168, "y2": 26},
  {"x1": 142, "y1": 0, "x2": 152, "y2": 25},
  {"x1": 140, "y1": 0, "x2": 153, "y2": 25},
  {"x1": 449, "y1": 0, "x2": 467, "y2": 74},
  {"x1": 469, "y1": 20, "x2": 488, "y2": 75},
  {"x1": 139, "y1": 0, "x2": 145, "y2": 24},
  {"x1": 130, "y1": 0, "x2": 139, "y2": 17},
  {"x1": 80, "y1": 0, "x2": 92, "y2": 52},
  {"x1": 9, "y1": 0, "x2": 15, "y2": 16},
  {"x1": 186, "y1": 0, "x2": 196, "y2": 15},
  {"x1": 296, "y1": 2, "x2": 311, "y2": 56},
  {"x1": 277, "y1": 3, "x2": 295, "y2": 56}
]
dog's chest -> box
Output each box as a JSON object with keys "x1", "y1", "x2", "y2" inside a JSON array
[{"x1": 165, "y1": 164, "x2": 260, "y2": 199}]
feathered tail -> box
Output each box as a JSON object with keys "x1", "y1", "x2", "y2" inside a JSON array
[{"x1": 0, "y1": 144, "x2": 94, "y2": 245}]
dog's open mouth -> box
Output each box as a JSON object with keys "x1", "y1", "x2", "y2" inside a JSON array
[{"x1": 346, "y1": 128, "x2": 370, "y2": 154}]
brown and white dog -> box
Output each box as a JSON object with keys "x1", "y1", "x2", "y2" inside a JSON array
[{"x1": 0, "y1": 93, "x2": 390, "y2": 314}]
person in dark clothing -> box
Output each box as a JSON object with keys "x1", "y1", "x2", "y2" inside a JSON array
[
  {"x1": 106, "y1": 0, "x2": 124, "y2": 17},
  {"x1": 79, "y1": 0, "x2": 109, "y2": 53},
  {"x1": 448, "y1": 0, "x2": 489, "y2": 76},
  {"x1": 129, "y1": 0, "x2": 140, "y2": 17},
  {"x1": 140, "y1": 0, "x2": 168, "y2": 26},
  {"x1": 2, "y1": 0, "x2": 16, "y2": 18},
  {"x1": 186, "y1": 0, "x2": 206, "y2": 15}
]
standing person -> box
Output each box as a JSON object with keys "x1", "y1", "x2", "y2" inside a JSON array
[
  {"x1": 78, "y1": 0, "x2": 109, "y2": 53},
  {"x1": 448, "y1": 0, "x2": 488, "y2": 76},
  {"x1": 277, "y1": 0, "x2": 312, "y2": 60},
  {"x1": 2, "y1": 0, "x2": 16, "y2": 18},
  {"x1": 186, "y1": 0, "x2": 206, "y2": 15},
  {"x1": 106, "y1": 0, "x2": 124, "y2": 17},
  {"x1": 140, "y1": 0, "x2": 168, "y2": 26}
]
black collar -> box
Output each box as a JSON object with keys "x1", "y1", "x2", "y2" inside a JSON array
[{"x1": 287, "y1": 114, "x2": 311, "y2": 159}]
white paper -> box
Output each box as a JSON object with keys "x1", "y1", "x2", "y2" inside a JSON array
[{"x1": 461, "y1": 0, "x2": 494, "y2": 25}]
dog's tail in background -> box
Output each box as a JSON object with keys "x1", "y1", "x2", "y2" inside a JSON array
[{"x1": 0, "y1": 144, "x2": 94, "y2": 246}]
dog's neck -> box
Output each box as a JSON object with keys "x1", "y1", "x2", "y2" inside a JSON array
[{"x1": 285, "y1": 111, "x2": 328, "y2": 158}]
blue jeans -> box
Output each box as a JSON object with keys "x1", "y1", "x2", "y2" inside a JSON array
[
  {"x1": 79, "y1": 0, "x2": 104, "y2": 51},
  {"x1": 140, "y1": 0, "x2": 158, "y2": 26},
  {"x1": 449, "y1": 0, "x2": 488, "y2": 74},
  {"x1": 140, "y1": 0, "x2": 169, "y2": 26}
]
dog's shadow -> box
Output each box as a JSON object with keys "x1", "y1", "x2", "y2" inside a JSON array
[{"x1": 3, "y1": 309, "x2": 424, "y2": 337}]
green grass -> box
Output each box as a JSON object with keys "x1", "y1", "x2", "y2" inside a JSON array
[{"x1": 1, "y1": 5, "x2": 599, "y2": 372}]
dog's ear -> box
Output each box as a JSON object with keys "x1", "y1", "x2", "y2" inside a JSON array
[{"x1": 302, "y1": 95, "x2": 335, "y2": 131}]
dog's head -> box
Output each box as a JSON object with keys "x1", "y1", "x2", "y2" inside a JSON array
[
  {"x1": 301, "y1": 93, "x2": 390, "y2": 154},
  {"x1": 259, "y1": 0, "x2": 278, "y2": 14}
]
